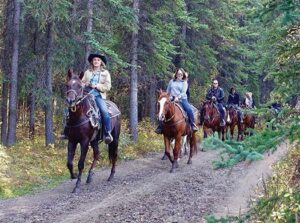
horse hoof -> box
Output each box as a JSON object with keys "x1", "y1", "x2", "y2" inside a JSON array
[
  {"x1": 71, "y1": 173, "x2": 78, "y2": 179},
  {"x1": 72, "y1": 187, "x2": 80, "y2": 194},
  {"x1": 107, "y1": 173, "x2": 115, "y2": 181},
  {"x1": 161, "y1": 154, "x2": 168, "y2": 160},
  {"x1": 187, "y1": 160, "x2": 192, "y2": 164},
  {"x1": 169, "y1": 168, "x2": 175, "y2": 173},
  {"x1": 86, "y1": 172, "x2": 94, "y2": 184}
]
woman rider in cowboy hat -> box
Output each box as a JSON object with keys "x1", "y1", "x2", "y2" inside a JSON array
[{"x1": 61, "y1": 53, "x2": 113, "y2": 144}]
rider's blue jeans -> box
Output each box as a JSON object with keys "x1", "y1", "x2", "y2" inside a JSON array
[
  {"x1": 95, "y1": 95, "x2": 112, "y2": 134},
  {"x1": 181, "y1": 99, "x2": 195, "y2": 123},
  {"x1": 216, "y1": 103, "x2": 225, "y2": 120}
]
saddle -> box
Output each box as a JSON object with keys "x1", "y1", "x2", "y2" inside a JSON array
[
  {"x1": 174, "y1": 102, "x2": 198, "y2": 135},
  {"x1": 83, "y1": 88, "x2": 121, "y2": 141}
]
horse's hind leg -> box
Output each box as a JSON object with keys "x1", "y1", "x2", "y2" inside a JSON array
[
  {"x1": 86, "y1": 140, "x2": 100, "y2": 184},
  {"x1": 72, "y1": 141, "x2": 89, "y2": 193},
  {"x1": 67, "y1": 142, "x2": 77, "y2": 179},
  {"x1": 107, "y1": 138, "x2": 118, "y2": 181}
]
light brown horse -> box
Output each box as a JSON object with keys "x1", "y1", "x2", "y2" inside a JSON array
[
  {"x1": 225, "y1": 105, "x2": 243, "y2": 141},
  {"x1": 157, "y1": 90, "x2": 198, "y2": 173},
  {"x1": 202, "y1": 100, "x2": 225, "y2": 141},
  {"x1": 240, "y1": 105, "x2": 256, "y2": 136}
]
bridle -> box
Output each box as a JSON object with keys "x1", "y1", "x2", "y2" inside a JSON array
[
  {"x1": 66, "y1": 82, "x2": 92, "y2": 112},
  {"x1": 203, "y1": 100, "x2": 219, "y2": 123}
]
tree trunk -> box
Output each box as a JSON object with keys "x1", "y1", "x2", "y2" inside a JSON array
[
  {"x1": 85, "y1": 0, "x2": 94, "y2": 67},
  {"x1": 1, "y1": 0, "x2": 13, "y2": 145},
  {"x1": 44, "y1": 21, "x2": 55, "y2": 146},
  {"x1": 149, "y1": 76, "x2": 157, "y2": 124},
  {"x1": 130, "y1": 0, "x2": 140, "y2": 142},
  {"x1": 7, "y1": 0, "x2": 21, "y2": 146},
  {"x1": 71, "y1": 0, "x2": 84, "y2": 72}
]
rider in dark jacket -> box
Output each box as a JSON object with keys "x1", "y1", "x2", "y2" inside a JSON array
[
  {"x1": 227, "y1": 87, "x2": 243, "y2": 123},
  {"x1": 200, "y1": 79, "x2": 226, "y2": 126}
]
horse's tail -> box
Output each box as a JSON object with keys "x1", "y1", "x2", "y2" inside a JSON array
[
  {"x1": 108, "y1": 115, "x2": 121, "y2": 164},
  {"x1": 191, "y1": 132, "x2": 198, "y2": 155}
]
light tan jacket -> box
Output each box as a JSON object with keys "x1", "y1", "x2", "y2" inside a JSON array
[{"x1": 82, "y1": 68, "x2": 111, "y2": 99}]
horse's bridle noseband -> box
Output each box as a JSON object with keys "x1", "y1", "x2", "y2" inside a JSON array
[{"x1": 66, "y1": 86, "x2": 84, "y2": 112}]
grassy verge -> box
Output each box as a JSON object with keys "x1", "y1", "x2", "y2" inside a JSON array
[{"x1": 0, "y1": 119, "x2": 164, "y2": 199}]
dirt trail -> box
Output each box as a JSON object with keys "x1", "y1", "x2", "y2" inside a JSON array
[{"x1": 0, "y1": 142, "x2": 288, "y2": 223}]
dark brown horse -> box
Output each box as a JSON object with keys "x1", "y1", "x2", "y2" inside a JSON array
[
  {"x1": 157, "y1": 90, "x2": 198, "y2": 173},
  {"x1": 225, "y1": 105, "x2": 243, "y2": 141},
  {"x1": 202, "y1": 100, "x2": 225, "y2": 141},
  {"x1": 65, "y1": 69, "x2": 121, "y2": 193}
]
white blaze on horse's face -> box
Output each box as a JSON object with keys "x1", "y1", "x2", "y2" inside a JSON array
[{"x1": 158, "y1": 97, "x2": 167, "y2": 121}]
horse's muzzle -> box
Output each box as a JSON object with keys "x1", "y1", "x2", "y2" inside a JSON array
[
  {"x1": 66, "y1": 98, "x2": 76, "y2": 108},
  {"x1": 158, "y1": 114, "x2": 165, "y2": 122}
]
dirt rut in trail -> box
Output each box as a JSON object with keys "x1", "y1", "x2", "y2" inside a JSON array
[{"x1": 0, "y1": 142, "x2": 288, "y2": 223}]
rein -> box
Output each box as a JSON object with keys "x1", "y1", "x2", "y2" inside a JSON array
[{"x1": 163, "y1": 101, "x2": 185, "y2": 126}]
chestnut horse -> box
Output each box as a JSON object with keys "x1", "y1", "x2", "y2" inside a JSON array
[
  {"x1": 157, "y1": 91, "x2": 198, "y2": 173},
  {"x1": 65, "y1": 69, "x2": 121, "y2": 193},
  {"x1": 225, "y1": 105, "x2": 243, "y2": 141},
  {"x1": 240, "y1": 105, "x2": 255, "y2": 136},
  {"x1": 202, "y1": 100, "x2": 225, "y2": 141}
]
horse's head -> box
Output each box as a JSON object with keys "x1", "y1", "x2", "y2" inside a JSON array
[
  {"x1": 157, "y1": 90, "x2": 172, "y2": 121},
  {"x1": 66, "y1": 69, "x2": 84, "y2": 108},
  {"x1": 202, "y1": 100, "x2": 217, "y2": 122}
]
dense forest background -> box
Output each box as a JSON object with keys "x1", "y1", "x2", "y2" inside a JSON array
[{"x1": 0, "y1": 0, "x2": 299, "y2": 146}]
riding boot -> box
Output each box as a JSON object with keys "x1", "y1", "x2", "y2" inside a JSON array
[
  {"x1": 191, "y1": 122, "x2": 198, "y2": 132},
  {"x1": 104, "y1": 131, "x2": 113, "y2": 144},
  {"x1": 155, "y1": 121, "x2": 163, "y2": 134},
  {"x1": 220, "y1": 119, "x2": 226, "y2": 127},
  {"x1": 60, "y1": 126, "x2": 69, "y2": 140}
]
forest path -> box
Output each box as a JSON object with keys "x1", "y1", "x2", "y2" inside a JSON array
[{"x1": 0, "y1": 142, "x2": 288, "y2": 223}]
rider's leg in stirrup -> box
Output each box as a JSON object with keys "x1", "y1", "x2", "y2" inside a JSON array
[
  {"x1": 218, "y1": 103, "x2": 226, "y2": 126},
  {"x1": 95, "y1": 96, "x2": 113, "y2": 144},
  {"x1": 182, "y1": 99, "x2": 198, "y2": 132},
  {"x1": 155, "y1": 121, "x2": 163, "y2": 134}
]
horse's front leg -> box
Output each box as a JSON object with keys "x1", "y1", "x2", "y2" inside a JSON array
[
  {"x1": 170, "y1": 136, "x2": 181, "y2": 173},
  {"x1": 72, "y1": 141, "x2": 89, "y2": 194},
  {"x1": 67, "y1": 141, "x2": 77, "y2": 179},
  {"x1": 203, "y1": 126, "x2": 208, "y2": 138},
  {"x1": 230, "y1": 125, "x2": 235, "y2": 140},
  {"x1": 86, "y1": 140, "x2": 100, "y2": 184},
  {"x1": 164, "y1": 136, "x2": 172, "y2": 164}
]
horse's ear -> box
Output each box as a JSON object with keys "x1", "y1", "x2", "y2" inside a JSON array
[
  {"x1": 156, "y1": 89, "x2": 162, "y2": 96},
  {"x1": 79, "y1": 71, "x2": 84, "y2": 80},
  {"x1": 67, "y1": 68, "x2": 73, "y2": 79}
]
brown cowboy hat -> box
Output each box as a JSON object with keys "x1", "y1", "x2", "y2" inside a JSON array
[{"x1": 88, "y1": 53, "x2": 107, "y2": 65}]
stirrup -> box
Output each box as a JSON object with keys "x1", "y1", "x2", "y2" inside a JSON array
[
  {"x1": 60, "y1": 134, "x2": 68, "y2": 140},
  {"x1": 104, "y1": 132, "x2": 113, "y2": 144},
  {"x1": 155, "y1": 126, "x2": 163, "y2": 134}
]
